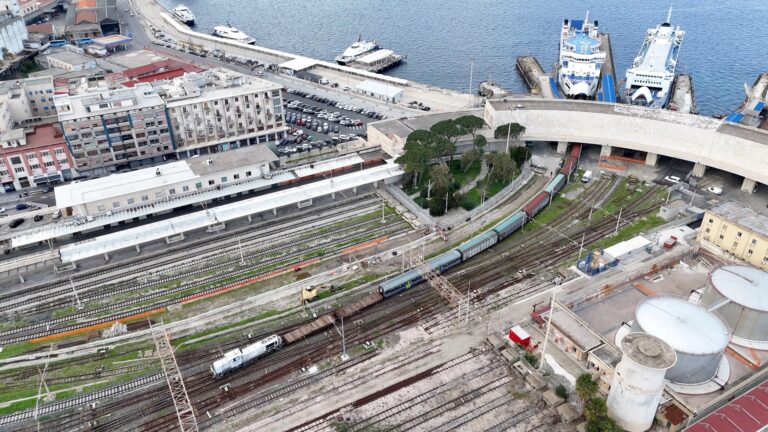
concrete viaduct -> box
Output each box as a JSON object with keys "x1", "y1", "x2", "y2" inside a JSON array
[{"x1": 484, "y1": 98, "x2": 768, "y2": 192}]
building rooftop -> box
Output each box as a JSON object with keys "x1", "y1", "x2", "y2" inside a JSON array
[
  {"x1": 685, "y1": 377, "x2": 768, "y2": 432},
  {"x1": 708, "y1": 201, "x2": 768, "y2": 240},
  {"x1": 355, "y1": 49, "x2": 394, "y2": 65},
  {"x1": 186, "y1": 144, "x2": 277, "y2": 176},
  {"x1": 55, "y1": 145, "x2": 278, "y2": 207},
  {"x1": 355, "y1": 80, "x2": 403, "y2": 98},
  {"x1": 621, "y1": 332, "x2": 677, "y2": 370},
  {"x1": 55, "y1": 82, "x2": 163, "y2": 121},
  {"x1": 24, "y1": 124, "x2": 65, "y2": 148},
  {"x1": 549, "y1": 307, "x2": 602, "y2": 352},
  {"x1": 589, "y1": 343, "x2": 622, "y2": 369},
  {"x1": 157, "y1": 68, "x2": 278, "y2": 105},
  {"x1": 46, "y1": 50, "x2": 96, "y2": 66},
  {"x1": 369, "y1": 119, "x2": 413, "y2": 139},
  {"x1": 278, "y1": 57, "x2": 318, "y2": 72}
]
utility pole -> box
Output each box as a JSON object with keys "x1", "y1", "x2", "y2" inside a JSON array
[
  {"x1": 237, "y1": 236, "x2": 245, "y2": 266},
  {"x1": 615, "y1": 208, "x2": 622, "y2": 234},
  {"x1": 381, "y1": 202, "x2": 386, "y2": 224},
  {"x1": 577, "y1": 231, "x2": 586, "y2": 262},
  {"x1": 505, "y1": 120, "x2": 512, "y2": 154},
  {"x1": 468, "y1": 57, "x2": 475, "y2": 108},
  {"x1": 151, "y1": 322, "x2": 198, "y2": 432},
  {"x1": 34, "y1": 345, "x2": 53, "y2": 424},
  {"x1": 70, "y1": 277, "x2": 82, "y2": 310},
  {"x1": 538, "y1": 291, "x2": 557, "y2": 371}
]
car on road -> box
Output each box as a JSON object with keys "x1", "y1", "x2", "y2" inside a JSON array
[
  {"x1": 9, "y1": 218, "x2": 24, "y2": 228},
  {"x1": 664, "y1": 175, "x2": 681, "y2": 184},
  {"x1": 34, "y1": 214, "x2": 44, "y2": 222},
  {"x1": 706, "y1": 186, "x2": 723, "y2": 195},
  {"x1": 52, "y1": 209, "x2": 62, "y2": 219},
  {"x1": 15, "y1": 203, "x2": 27, "y2": 210},
  {"x1": 0, "y1": 207, "x2": 5, "y2": 213}
]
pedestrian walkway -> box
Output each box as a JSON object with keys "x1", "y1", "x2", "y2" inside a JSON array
[{"x1": 458, "y1": 159, "x2": 489, "y2": 195}]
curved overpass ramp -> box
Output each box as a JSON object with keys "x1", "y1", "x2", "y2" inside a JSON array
[{"x1": 484, "y1": 98, "x2": 768, "y2": 189}]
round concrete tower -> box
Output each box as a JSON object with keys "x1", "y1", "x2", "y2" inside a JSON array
[{"x1": 607, "y1": 332, "x2": 677, "y2": 432}]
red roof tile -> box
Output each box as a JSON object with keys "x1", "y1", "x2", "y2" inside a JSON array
[
  {"x1": 77, "y1": 0, "x2": 97, "y2": 8},
  {"x1": 686, "y1": 379, "x2": 768, "y2": 432},
  {"x1": 74, "y1": 10, "x2": 97, "y2": 25},
  {"x1": 26, "y1": 23, "x2": 54, "y2": 35}
]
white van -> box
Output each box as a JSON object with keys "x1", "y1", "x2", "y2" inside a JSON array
[{"x1": 582, "y1": 170, "x2": 593, "y2": 183}]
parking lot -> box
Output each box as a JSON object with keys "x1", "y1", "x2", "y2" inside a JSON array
[{"x1": 277, "y1": 88, "x2": 390, "y2": 155}]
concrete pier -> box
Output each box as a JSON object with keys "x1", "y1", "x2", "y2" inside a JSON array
[
  {"x1": 516, "y1": 56, "x2": 546, "y2": 96},
  {"x1": 596, "y1": 33, "x2": 618, "y2": 102},
  {"x1": 669, "y1": 74, "x2": 697, "y2": 114}
]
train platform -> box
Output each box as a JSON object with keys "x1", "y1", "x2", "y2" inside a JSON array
[
  {"x1": 57, "y1": 162, "x2": 403, "y2": 263},
  {"x1": 4, "y1": 154, "x2": 370, "y2": 249}
]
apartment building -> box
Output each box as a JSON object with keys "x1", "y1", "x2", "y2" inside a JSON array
[
  {"x1": 698, "y1": 201, "x2": 768, "y2": 270},
  {"x1": 0, "y1": 76, "x2": 57, "y2": 120},
  {"x1": 0, "y1": 120, "x2": 74, "y2": 192},
  {"x1": 55, "y1": 82, "x2": 174, "y2": 176},
  {"x1": 158, "y1": 69, "x2": 286, "y2": 158}
]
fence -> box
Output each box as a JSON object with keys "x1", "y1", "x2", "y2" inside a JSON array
[{"x1": 385, "y1": 185, "x2": 435, "y2": 227}]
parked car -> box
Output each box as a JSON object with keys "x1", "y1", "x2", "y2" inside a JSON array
[
  {"x1": 664, "y1": 175, "x2": 681, "y2": 184},
  {"x1": 706, "y1": 185, "x2": 723, "y2": 195},
  {"x1": 34, "y1": 214, "x2": 43, "y2": 222},
  {"x1": 15, "y1": 203, "x2": 27, "y2": 210},
  {"x1": 52, "y1": 209, "x2": 62, "y2": 219},
  {"x1": 9, "y1": 218, "x2": 24, "y2": 228}
]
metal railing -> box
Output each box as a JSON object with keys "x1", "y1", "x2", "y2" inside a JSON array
[{"x1": 467, "y1": 160, "x2": 533, "y2": 218}]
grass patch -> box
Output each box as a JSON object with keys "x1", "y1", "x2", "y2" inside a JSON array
[
  {"x1": 0, "y1": 341, "x2": 38, "y2": 361},
  {"x1": 0, "y1": 398, "x2": 36, "y2": 415},
  {"x1": 174, "y1": 309, "x2": 283, "y2": 349},
  {"x1": 449, "y1": 160, "x2": 481, "y2": 186},
  {"x1": 589, "y1": 215, "x2": 666, "y2": 251}
]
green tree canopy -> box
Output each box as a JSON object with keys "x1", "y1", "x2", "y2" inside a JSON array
[
  {"x1": 485, "y1": 153, "x2": 516, "y2": 183},
  {"x1": 494, "y1": 122, "x2": 526, "y2": 140},
  {"x1": 430, "y1": 119, "x2": 464, "y2": 140},
  {"x1": 584, "y1": 397, "x2": 608, "y2": 422},
  {"x1": 454, "y1": 115, "x2": 485, "y2": 137},
  {"x1": 586, "y1": 416, "x2": 619, "y2": 432},
  {"x1": 429, "y1": 163, "x2": 453, "y2": 198},
  {"x1": 509, "y1": 146, "x2": 531, "y2": 167},
  {"x1": 396, "y1": 129, "x2": 454, "y2": 185},
  {"x1": 575, "y1": 373, "x2": 599, "y2": 402},
  {"x1": 473, "y1": 134, "x2": 487, "y2": 150}
]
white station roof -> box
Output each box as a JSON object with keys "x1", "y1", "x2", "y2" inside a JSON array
[
  {"x1": 355, "y1": 80, "x2": 403, "y2": 99},
  {"x1": 59, "y1": 162, "x2": 403, "y2": 262},
  {"x1": 635, "y1": 296, "x2": 730, "y2": 355},
  {"x1": 55, "y1": 161, "x2": 197, "y2": 208},
  {"x1": 710, "y1": 265, "x2": 768, "y2": 312},
  {"x1": 604, "y1": 235, "x2": 651, "y2": 260}
]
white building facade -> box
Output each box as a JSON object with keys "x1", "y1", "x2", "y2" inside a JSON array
[
  {"x1": 0, "y1": 10, "x2": 27, "y2": 55},
  {"x1": 159, "y1": 69, "x2": 286, "y2": 158}
]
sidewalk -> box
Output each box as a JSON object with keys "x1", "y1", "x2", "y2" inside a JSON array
[{"x1": 458, "y1": 159, "x2": 488, "y2": 195}]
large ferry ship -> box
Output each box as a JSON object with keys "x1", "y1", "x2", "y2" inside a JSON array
[
  {"x1": 172, "y1": 5, "x2": 195, "y2": 26},
  {"x1": 624, "y1": 9, "x2": 685, "y2": 108},
  {"x1": 335, "y1": 36, "x2": 380, "y2": 66},
  {"x1": 557, "y1": 13, "x2": 606, "y2": 99},
  {"x1": 212, "y1": 23, "x2": 256, "y2": 45}
]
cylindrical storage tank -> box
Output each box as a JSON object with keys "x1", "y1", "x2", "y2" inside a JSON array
[
  {"x1": 701, "y1": 265, "x2": 768, "y2": 346},
  {"x1": 608, "y1": 332, "x2": 677, "y2": 432},
  {"x1": 632, "y1": 296, "x2": 730, "y2": 384}
]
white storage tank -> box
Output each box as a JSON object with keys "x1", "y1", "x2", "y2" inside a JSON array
[
  {"x1": 608, "y1": 332, "x2": 677, "y2": 432},
  {"x1": 701, "y1": 265, "x2": 768, "y2": 347},
  {"x1": 631, "y1": 296, "x2": 730, "y2": 384}
]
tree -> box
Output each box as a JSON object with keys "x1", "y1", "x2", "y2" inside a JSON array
[
  {"x1": 586, "y1": 416, "x2": 619, "y2": 432},
  {"x1": 575, "y1": 373, "x2": 599, "y2": 402},
  {"x1": 396, "y1": 129, "x2": 442, "y2": 186},
  {"x1": 460, "y1": 148, "x2": 481, "y2": 172},
  {"x1": 486, "y1": 153, "x2": 516, "y2": 183},
  {"x1": 454, "y1": 115, "x2": 485, "y2": 138},
  {"x1": 430, "y1": 119, "x2": 464, "y2": 141},
  {"x1": 494, "y1": 122, "x2": 526, "y2": 140},
  {"x1": 555, "y1": 384, "x2": 569, "y2": 400},
  {"x1": 509, "y1": 146, "x2": 531, "y2": 167},
  {"x1": 584, "y1": 397, "x2": 608, "y2": 422},
  {"x1": 473, "y1": 134, "x2": 487, "y2": 151},
  {"x1": 429, "y1": 163, "x2": 453, "y2": 198}
]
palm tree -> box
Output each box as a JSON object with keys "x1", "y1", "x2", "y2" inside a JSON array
[{"x1": 575, "y1": 373, "x2": 598, "y2": 402}]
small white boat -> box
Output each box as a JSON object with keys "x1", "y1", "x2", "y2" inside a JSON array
[
  {"x1": 172, "y1": 5, "x2": 195, "y2": 26},
  {"x1": 212, "y1": 23, "x2": 256, "y2": 45}
]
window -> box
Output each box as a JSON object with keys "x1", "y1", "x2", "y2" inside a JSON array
[
  {"x1": 747, "y1": 250, "x2": 754, "y2": 257},
  {"x1": 55, "y1": 148, "x2": 65, "y2": 155},
  {"x1": 220, "y1": 176, "x2": 228, "y2": 183},
  {"x1": 97, "y1": 204, "x2": 106, "y2": 211},
  {"x1": 233, "y1": 174, "x2": 240, "y2": 180},
  {"x1": 10, "y1": 156, "x2": 21, "y2": 165},
  {"x1": 14, "y1": 166, "x2": 25, "y2": 173},
  {"x1": 705, "y1": 228, "x2": 711, "y2": 233},
  {"x1": 112, "y1": 201, "x2": 120, "y2": 208},
  {"x1": 155, "y1": 191, "x2": 163, "y2": 198},
  {"x1": 763, "y1": 256, "x2": 768, "y2": 265},
  {"x1": 719, "y1": 235, "x2": 724, "y2": 240},
  {"x1": 732, "y1": 242, "x2": 739, "y2": 249},
  {"x1": 195, "y1": 182, "x2": 202, "y2": 190},
  {"x1": 45, "y1": 161, "x2": 55, "y2": 167},
  {"x1": 752, "y1": 239, "x2": 758, "y2": 246},
  {"x1": 737, "y1": 232, "x2": 743, "y2": 238},
  {"x1": 30, "y1": 163, "x2": 40, "y2": 170},
  {"x1": 208, "y1": 179, "x2": 215, "y2": 186},
  {"x1": 169, "y1": 188, "x2": 176, "y2": 195},
  {"x1": 246, "y1": 171, "x2": 252, "y2": 177},
  {"x1": 141, "y1": 195, "x2": 149, "y2": 202},
  {"x1": 182, "y1": 185, "x2": 189, "y2": 192},
  {"x1": 127, "y1": 198, "x2": 135, "y2": 205}
]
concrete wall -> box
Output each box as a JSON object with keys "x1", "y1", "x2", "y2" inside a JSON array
[{"x1": 485, "y1": 100, "x2": 768, "y2": 186}]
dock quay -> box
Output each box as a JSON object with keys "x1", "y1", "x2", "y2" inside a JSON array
[
  {"x1": 725, "y1": 72, "x2": 767, "y2": 127},
  {"x1": 133, "y1": 0, "x2": 470, "y2": 112},
  {"x1": 478, "y1": 80, "x2": 508, "y2": 98},
  {"x1": 516, "y1": 56, "x2": 546, "y2": 96},
  {"x1": 669, "y1": 74, "x2": 697, "y2": 115},
  {"x1": 595, "y1": 33, "x2": 618, "y2": 103},
  {"x1": 347, "y1": 49, "x2": 405, "y2": 73}
]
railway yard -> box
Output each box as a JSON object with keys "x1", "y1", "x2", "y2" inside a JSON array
[{"x1": 0, "y1": 162, "x2": 675, "y2": 430}]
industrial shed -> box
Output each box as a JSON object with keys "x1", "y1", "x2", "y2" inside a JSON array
[{"x1": 354, "y1": 80, "x2": 403, "y2": 103}]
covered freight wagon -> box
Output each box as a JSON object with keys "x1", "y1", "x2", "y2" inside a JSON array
[
  {"x1": 493, "y1": 211, "x2": 526, "y2": 240},
  {"x1": 560, "y1": 158, "x2": 576, "y2": 176},
  {"x1": 379, "y1": 250, "x2": 462, "y2": 297},
  {"x1": 545, "y1": 174, "x2": 565, "y2": 196},
  {"x1": 456, "y1": 231, "x2": 498, "y2": 261},
  {"x1": 523, "y1": 191, "x2": 549, "y2": 219}
]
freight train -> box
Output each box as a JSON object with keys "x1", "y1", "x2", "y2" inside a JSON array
[{"x1": 210, "y1": 146, "x2": 581, "y2": 377}]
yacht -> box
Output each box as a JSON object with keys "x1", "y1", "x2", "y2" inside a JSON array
[
  {"x1": 212, "y1": 23, "x2": 256, "y2": 45},
  {"x1": 624, "y1": 8, "x2": 685, "y2": 108},
  {"x1": 172, "y1": 5, "x2": 195, "y2": 25},
  {"x1": 557, "y1": 12, "x2": 606, "y2": 99},
  {"x1": 335, "y1": 36, "x2": 380, "y2": 66}
]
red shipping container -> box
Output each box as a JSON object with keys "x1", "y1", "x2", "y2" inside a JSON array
[{"x1": 509, "y1": 325, "x2": 531, "y2": 347}]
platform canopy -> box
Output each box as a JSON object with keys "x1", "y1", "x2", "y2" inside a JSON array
[
  {"x1": 279, "y1": 57, "x2": 318, "y2": 72},
  {"x1": 91, "y1": 34, "x2": 132, "y2": 47}
]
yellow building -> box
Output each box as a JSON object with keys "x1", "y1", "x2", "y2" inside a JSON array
[{"x1": 698, "y1": 202, "x2": 768, "y2": 270}]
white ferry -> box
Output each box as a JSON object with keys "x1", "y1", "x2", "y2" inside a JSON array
[
  {"x1": 557, "y1": 13, "x2": 606, "y2": 99},
  {"x1": 212, "y1": 23, "x2": 256, "y2": 45},
  {"x1": 335, "y1": 36, "x2": 380, "y2": 66},
  {"x1": 172, "y1": 5, "x2": 195, "y2": 26}
]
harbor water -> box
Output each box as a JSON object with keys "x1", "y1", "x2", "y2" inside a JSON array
[{"x1": 159, "y1": 0, "x2": 767, "y2": 115}]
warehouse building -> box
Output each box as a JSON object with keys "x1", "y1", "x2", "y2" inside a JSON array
[
  {"x1": 158, "y1": 68, "x2": 286, "y2": 157},
  {"x1": 354, "y1": 80, "x2": 403, "y2": 104},
  {"x1": 698, "y1": 201, "x2": 768, "y2": 270},
  {"x1": 54, "y1": 143, "x2": 278, "y2": 217}
]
